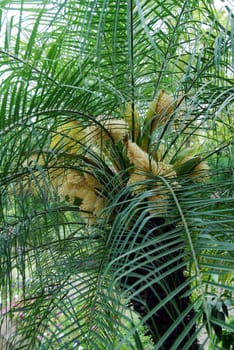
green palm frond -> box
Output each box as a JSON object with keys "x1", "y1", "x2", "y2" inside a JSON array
[{"x1": 0, "y1": 1, "x2": 233, "y2": 349}]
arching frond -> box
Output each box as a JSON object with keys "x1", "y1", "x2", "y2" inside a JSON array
[{"x1": 0, "y1": 1, "x2": 233, "y2": 349}]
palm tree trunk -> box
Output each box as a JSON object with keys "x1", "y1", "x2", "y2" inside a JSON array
[{"x1": 120, "y1": 217, "x2": 199, "y2": 349}]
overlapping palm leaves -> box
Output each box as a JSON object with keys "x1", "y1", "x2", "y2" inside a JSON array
[{"x1": 0, "y1": 0, "x2": 233, "y2": 349}]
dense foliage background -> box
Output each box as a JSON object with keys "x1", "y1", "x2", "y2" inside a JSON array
[{"x1": 0, "y1": 0, "x2": 233, "y2": 349}]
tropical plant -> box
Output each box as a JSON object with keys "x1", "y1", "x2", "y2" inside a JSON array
[{"x1": 0, "y1": 0, "x2": 233, "y2": 349}]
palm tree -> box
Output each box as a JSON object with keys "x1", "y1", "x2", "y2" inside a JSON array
[{"x1": 0, "y1": 1, "x2": 233, "y2": 349}]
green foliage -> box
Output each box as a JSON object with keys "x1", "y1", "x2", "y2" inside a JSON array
[{"x1": 0, "y1": 0, "x2": 233, "y2": 349}]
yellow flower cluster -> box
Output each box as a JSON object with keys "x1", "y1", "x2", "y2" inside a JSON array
[
  {"x1": 126, "y1": 140, "x2": 176, "y2": 178},
  {"x1": 152, "y1": 90, "x2": 175, "y2": 129},
  {"x1": 87, "y1": 116, "x2": 128, "y2": 147},
  {"x1": 59, "y1": 170, "x2": 105, "y2": 224},
  {"x1": 22, "y1": 96, "x2": 209, "y2": 224},
  {"x1": 145, "y1": 90, "x2": 182, "y2": 131},
  {"x1": 48, "y1": 118, "x2": 128, "y2": 223},
  {"x1": 125, "y1": 140, "x2": 177, "y2": 215},
  {"x1": 191, "y1": 161, "x2": 209, "y2": 182}
]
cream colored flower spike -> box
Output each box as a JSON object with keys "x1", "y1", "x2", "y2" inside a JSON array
[
  {"x1": 58, "y1": 170, "x2": 87, "y2": 203},
  {"x1": 126, "y1": 140, "x2": 176, "y2": 179},
  {"x1": 190, "y1": 161, "x2": 209, "y2": 183},
  {"x1": 88, "y1": 117, "x2": 128, "y2": 146},
  {"x1": 156, "y1": 90, "x2": 174, "y2": 116},
  {"x1": 126, "y1": 140, "x2": 152, "y2": 172},
  {"x1": 151, "y1": 90, "x2": 175, "y2": 130}
]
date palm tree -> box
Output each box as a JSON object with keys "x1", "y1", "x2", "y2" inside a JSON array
[{"x1": 0, "y1": 1, "x2": 233, "y2": 349}]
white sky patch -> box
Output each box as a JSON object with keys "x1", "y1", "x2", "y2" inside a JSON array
[
  {"x1": 0, "y1": 0, "x2": 233, "y2": 44},
  {"x1": 0, "y1": 3, "x2": 56, "y2": 48},
  {"x1": 0, "y1": 0, "x2": 233, "y2": 57},
  {"x1": 214, "y1": 0, "x2": 234, "y2": 11}
]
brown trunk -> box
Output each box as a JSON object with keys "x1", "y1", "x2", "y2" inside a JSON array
[{"x1": 120, "y1": 217, "x2": 199, "y2": 349}]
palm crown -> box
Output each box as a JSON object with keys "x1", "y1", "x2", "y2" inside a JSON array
[{"x1": 0, "y1": 1, "x2": 233, "y2": 349}]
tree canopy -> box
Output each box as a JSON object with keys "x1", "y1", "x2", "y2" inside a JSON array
[{"x1": 0, "y1": 1, "x2": 233, "y2": 349}]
